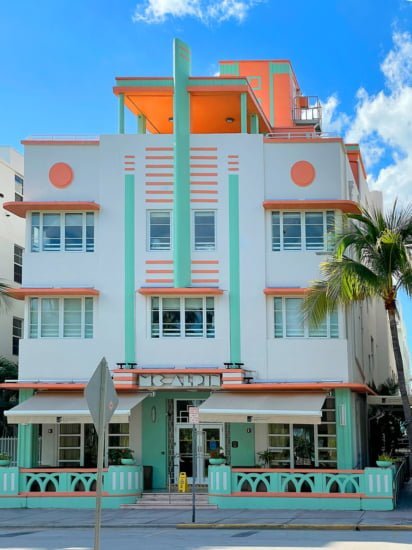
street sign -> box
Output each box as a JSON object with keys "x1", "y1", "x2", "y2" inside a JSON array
[
  {"x1": 188, "y1": 406, "x2": 199, "y2": 425},
  {"x1": 85, "y1": 357, "x2": 119, "y2": 434},
  {"x1": 84, "y1": 357, "x2": 119, "y2": 550}
]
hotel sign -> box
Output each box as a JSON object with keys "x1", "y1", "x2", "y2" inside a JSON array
[{"x1": 139, "y1": 374, "x2": 221, "y2": 388}]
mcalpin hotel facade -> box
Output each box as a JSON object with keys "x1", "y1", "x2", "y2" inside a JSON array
[{"x1": 0, "y1": 40, "x2": 402, "y2": 510}]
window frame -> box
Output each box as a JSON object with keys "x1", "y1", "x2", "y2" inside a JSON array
[
  {"x1": 273, "y1": 297, "x2": 339, "y2": 339},
  {"x1": 12, "y1": 317, "x2": 23, "y2": 356},
  {"x1": 147, "y1": 210, "x2": 172, "y2": 252},
  {"x1": 192, "y1": 210, "x2": 216, "y2": 251},
  {"x1": 30, "y1": 212, "x2": 95, "y2": 253},
  {"x1": 14, "y1": 173, "x2": 24, "y2": 202},
  {"x1": 271, "y1": 210, "x2": 335, "y2": 252},
  {"x1": 150, "y1": 296, "x2": 215, "y2": 339},
  {"x1": 28, "y1": 296, "x2": 94, "y2": 339},
  {"x1": 13, "y1": 244, "x2": 23, "y2": 284}
]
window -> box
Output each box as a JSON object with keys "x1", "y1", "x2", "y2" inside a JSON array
[
  {"x1": 108, "y1": 423, "x2": 130, "y2": 452},
  {"x1": 14, "y1": 245, "x2": 23, "y2": 284},
  {"x1": 58, "y1": 424, "x2": 81, "y2": 467},
  {"x1": 266, "y1": 395, "x2": 337, "y2": 468},
  {"x1": 12, "y1": 317, "x2": 23, "y2": 356},
  {"x1": 149, "y1": 211, "x2": 171, "y2": 250},
  {"x1": 272, "y1": 211, "x2": 335, "y2": 251},
  {"x1": 29, "y1": 297, "x2": 94, "y2": 339},
  {"x1": 274, "y1": 297, "x2": 338, "y2": 338},
  {"x1": 194, "y1": 211, "x2": 216, "y2": 250},
  {"x1": 14, "y1": 174, "x2": 23, "y2": 202},
  {"x1": 31, "y1": 212, "x2": 95, "y2": 252},
  {"x1": 151, "y1": 297, "x2": 215, "y2": 338}
]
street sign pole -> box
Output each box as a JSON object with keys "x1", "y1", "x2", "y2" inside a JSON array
[
  {"x1": 94, "y1": 368, "x2": 107, "y2": 550},
  {"x1": 85, "y1": 358, "x2": 119, "y2": 550}
]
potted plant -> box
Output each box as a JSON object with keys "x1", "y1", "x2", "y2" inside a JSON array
[
  {"x1": 0, "y1": 452, "x2": 11, "y2": 467},
  {"x1": 209, "y1": 447, "x2": 226, "y2": 465},
  {"x1": 257, "y1": 449, "x2": 276, "y2": 468},
  {"x1": 120, "y1": 448, "x2": 135, "y2": 465},
  {"x1": 376, "y1": 454, "x2": 393, "y2": 468}
]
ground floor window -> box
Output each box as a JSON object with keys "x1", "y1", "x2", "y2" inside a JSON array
[
  {"x1": 266, "y1": 395, "x2": 337, "y2": 468},
  {"x1": 57, "y1": 423, "x2": 130, "y2": 467}
]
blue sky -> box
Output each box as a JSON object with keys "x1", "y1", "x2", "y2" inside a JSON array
[{"x1": 1, "y1": 0, "x2": 412, "y2": 352}]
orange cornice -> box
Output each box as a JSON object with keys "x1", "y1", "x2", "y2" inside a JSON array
[
  {"x1": 264, "y1": 288, "x2": 307, "y2": 296},
  {"x1": 21, "y1": 140, "x2": 99, "y2": 146},
  {"x1": 113, "y1": 86, "x2": 174, "y2": 96},
  {"x1": 0, "y1": 383, "x2": 140, "y2": 391},
  {"x1": 3, "y1": 201, "x2": 100, "y2": 219},
  {"x1": 138, "y1": 287, "x2": 224, "y2": 296},
  {"x1": 187, "y1": 85, "x2": 249, "y2": 93},
  {"x1": 262, "y1": 200, "x2": 361, "y2": 214},
  {"x1": 264, "y1": 137, "x2": 343, "y2": 144},
  {"x1": 220, "y1": 383, "x2": 376, "y2": 395},
  {"x1": 8, "y1": 288, "x2": 100, "y2": 300}
]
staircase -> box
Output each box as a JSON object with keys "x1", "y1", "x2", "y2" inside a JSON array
[{"x1": 122, "y1": 491, "x2": 217, "y2": 509}]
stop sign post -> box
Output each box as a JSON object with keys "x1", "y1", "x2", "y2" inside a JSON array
[{"x1": 85, "y1": 357, "x2": 118, "y2": 550}]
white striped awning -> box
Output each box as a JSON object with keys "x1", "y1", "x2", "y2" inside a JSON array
[
  {"x1": 5, "y1": 392, "x2": 148, "y2": 424},
  {"x1": 198, "y1": 392, "x2": 326, "y2": 424}
]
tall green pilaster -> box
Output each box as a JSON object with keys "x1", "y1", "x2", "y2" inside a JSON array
[
  {"x1": 173, "y1": 39, "x2": 191, "y2": 287},
  {"x1": 17, "y1": 389, "x2": 35, "y2": 467},
  {"x1": 250, "y1": 114, "x2": 259, "y2": 134},
  {"x1": 240, "y1": 93, "x2": 248, "y2": 133},
  {"x1": 137, "y1": 115, "x2": 146, "y2": 134},
  {"x1": 124, "y1": 174, "x2": 136, "y2": 362},
  {"x1": 229, "y1": 174, "x2": 241, "y2": 362},
  {"x1": 118, "y1": 93, "x2": 125, "y2": 134},
  {"x1": 335, "y1": 389, "x2": 355, "y2": 469}
]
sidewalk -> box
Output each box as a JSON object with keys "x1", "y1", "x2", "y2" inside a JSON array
[{"x1": 0, "y1": 482, "x2": 410, "y2": 532}]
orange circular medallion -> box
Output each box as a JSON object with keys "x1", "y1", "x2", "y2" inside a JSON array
[
  {"x1": 290, "y1": 161, "x2": 316, "y2": 187},
  {"x1": 49, "y1": 162, "x2": 74, "y2": 188}
]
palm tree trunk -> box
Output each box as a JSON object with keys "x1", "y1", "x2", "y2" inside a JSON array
[{"x1": 387, "y1": 308, "x2": 412, "y2": 461}]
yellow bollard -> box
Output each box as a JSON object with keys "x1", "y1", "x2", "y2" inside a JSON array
[{"x1": 178, "y1": 472, "x2": 188, "y2": 493}]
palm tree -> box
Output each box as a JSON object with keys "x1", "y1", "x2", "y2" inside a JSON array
[{"x1": 303, "y1": 203, "x2": 412, "y2": 455}]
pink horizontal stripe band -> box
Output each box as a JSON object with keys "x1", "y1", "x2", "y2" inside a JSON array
[
  {"x1": 145, "y1": 260, "x2": 173, "y2": 264},
  {"x1": 145, "y1": 279, "x2": 174, "y2": 283},
  {"x1": 145, "y1": 173, "x2": 173, "y2": 177},
  {"x1": 145, "y1": 199, "x2": 173, "y2": 203},
  {"x1": 192, "y1": 260, "x2": 219, "y2": 264},
  {"x1": 191, "y1": 199, "x2": 218, "y2": 203}
]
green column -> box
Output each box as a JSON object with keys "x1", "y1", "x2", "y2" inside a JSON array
[
  {"x1": 137, "y1": 115, "x2": 146, "y2": 134},
  {"x1": 124, "y1": 174, "x2": 136, "y2": 363},
  {"x1": 250, "y1": 114, "x2": 259, "y2": 134},
  {"x1": 240, "y1": 93, "x2": 248, "y2": 133},
  {"x1": 229, "y1": 174, "x2": 241, "y2": 362},
  {"x1": 335, "y1": 389, "x2": 355, "y2": 469},
  {"x1": 173, "y1": 39, "x2": 191, "y2": 287},
  {"x1": 17, "y1": 389, "x2": 35, "y2": 468},
  {"x1": 118, "y1": 93, "x2": 125, "y2": 134}
]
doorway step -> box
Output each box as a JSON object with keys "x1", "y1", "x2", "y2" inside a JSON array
[{"x1": 121, "y1": 491, "x2": 217, "y2": 509}]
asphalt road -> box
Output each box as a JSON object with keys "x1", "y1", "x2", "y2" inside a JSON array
[{"x1": 0, "y1": 528, "x2": 411, "y2": 550}]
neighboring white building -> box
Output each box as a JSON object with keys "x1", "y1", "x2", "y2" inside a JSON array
[
  {"x1": 0, "y1": 147, "x2": 24, "y2": 362},
  {"x1": 0, "y1": 40, "x2": 402, "y2": 511}
]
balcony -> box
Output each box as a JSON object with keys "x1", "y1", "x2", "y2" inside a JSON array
[{"x1": 292, "y1": 96, "x2": 321, "y2": 126}]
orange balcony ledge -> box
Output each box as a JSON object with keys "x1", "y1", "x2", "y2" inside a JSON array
[
  {"x1": 3, "y1": 201, "x2": 100, "y2": 219},
  {"x1": 8, "y1": 288, "x2": 100, "y2": 300},
  {"x1": 262, "y1": 200, "x2": 361, "y2": 214},
  {"x1": 264, "y1": 287, "x2": 307, "y2": 296},
  {"x1": 138, "y1": 287, "x2": 224, "y2": 296}
]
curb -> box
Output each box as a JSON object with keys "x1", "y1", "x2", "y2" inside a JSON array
[{"x1": 176, "y1": 523, "x2": 412, "y2": 531}]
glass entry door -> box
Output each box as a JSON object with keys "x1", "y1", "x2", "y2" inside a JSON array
[{"x1": 175, "y1": 424, "x2": 223, "y2": 484}]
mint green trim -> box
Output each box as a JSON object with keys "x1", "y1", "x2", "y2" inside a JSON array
[
  {"x1": 116, "y1": 78, "x2": 173, "y2": 87},
  {"x1": 118, "y1": 93, "x2": 125, "y2": 134},
  {"x1": 218, "y1": 62, "x2": 239, "y2": 75},
  {"x1": 250, "y1": 114, "x2": 259, "y2": 134},
  {"x1": 173, "y1": 38, "x2": 191, "y2": 287},
  {"x1": 345, "y1": 144, "x2": 360, "y2": 151},
  {"x1": 229, "y1": 174, "x2": 241, "y2": 363},
  {"x1": 124, "y1": 174, "x2": 135, "y2": 363},
  {"x1": 0, "y1": 495, "x2": 138, "y2": 509},
  {"x1": 17, "y1": 390, "x2": 34, "y2": 468},
  {"x1": 335, "y1": 389, "x2": 355, "y2": 469},
  {"x1": 189, "y1": 77, "x2": 247, "y2": 87},
  {"x1": 240, "y1": 93, "x2": 248, "y2": 133},
  {"x1": 270, "y1": 62, "x2": 292, "y2": 74},
  {"x1": 137, "y1": 115, "x2": 146, "y2": 134},
  {"x1": 247, "y1": 75, "x2": 262, "y2": 91}
]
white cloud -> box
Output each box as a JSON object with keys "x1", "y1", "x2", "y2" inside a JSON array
[
  {"x1": 322, "y1": 32, "x2": 412, "y2": 206},
  {"x1": 132, "y1": 0, "x2": 262, "y2": 24}
]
